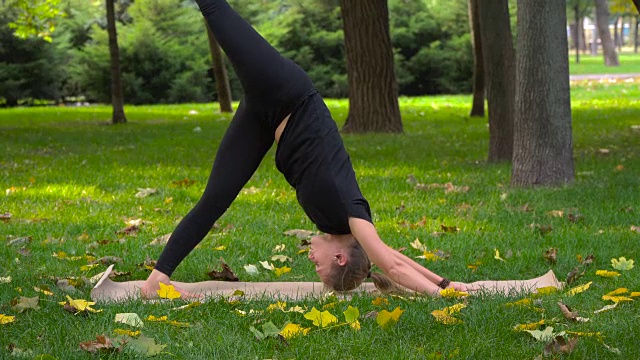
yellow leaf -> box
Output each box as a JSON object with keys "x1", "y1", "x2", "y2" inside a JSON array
[
  {"x1": 80, "y1": 264, "x2": 99, "y2": 272},
  {"x1": 0, "y1": 314, "x2": 16, "y2": 325},
  {"x1": 168, "y1": 320, "x2": 191, "y2": 327},
  {"x1": 274, "y1": 266, "x2": 291, "y2": 277},
  {"x1": 267, "y1": 301, "x2": 287, "y2": 312},
  {"x1": 280, "y1": 323, "x2": 310, "y2": 339},
  {"x1": 372, "y1": 297, "x2": 389, "y2": 306},
  {"x1": 601, "y1": 295, "x2": 634, "y2": 303},
  {"x1": 505, "y1": 298, "x2": 533, "y2": 307},
  {"x1": 376, "y1": 307, "x2": 404, "y2": 329},
  {"x1": 630, "y1": 292, "x2": 640, "y2": 297},
  {"x1": 494, "y1": 249, "x2": 506, "y2": 262},
  {"x1": 596, "y1": 270, "x2": 621, "y2": 278},
  {"x1": 322, "y1": 301, "x2": 339, "y2": 310},
  {"x1": 343, "y1": 306, "x2": 360, "y2": 331},
  {"x1": 431, "y1": 310, "x2": 462, "y2": 325},
  {"x1": 605, "y1": 288, "x2": 629, "y2": 296},
  {"x1": 113, "y1": 329, "x2": 140, "y2": 337},
  {"x1": 565, "y1": 331, "x2": 603, "y2": 340},
  {"x1": 534, "y1": 286, "x2": 558, "y2": 297},
  {"x1": 157, "y1": 283, "x2": 181, "y2": 300},
  {"x1": 439, "y1": 287, "x2": 469, "y2": 298},
  {"x1": 146, "y1": 315, "x2": 168, "y2": 322},
  {"x1": 214, "y1": 245, "x2": 226, "y2": 251},
  {"x1": 594, "y1": 303, "x2": 618, "y2": 314},
  {"x1": 611, "y1": 257, "x2": 634, "y2": 271},
  {"x1": 33, "y1": 286, "x2": 53, "y2": 296},
  {"x1": 513, "y1": 319, "x2": 545, "y2": 331},
  {"x1": 566, "y1": 281, "x2": 592, "y2": 296},
  {"x1": 441, "y1": 303, "x2": 466, "y2": 315},
  {"x1": 418, "y1": 250, "x2": 440, "y2": 261},
  {"x1": 61, "y1": 295, "x2": 102, "y2": 313},
  {"x1": 234, "y1": 309, "x2": 246, "y2": 316},
  {"x1": 284, "y1": 306, "x2": 306, "y2": 314},
  {"x1": 304, "y1": 307, "x2": 338, "y2": 328}
]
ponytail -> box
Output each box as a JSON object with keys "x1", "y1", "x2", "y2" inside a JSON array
[{"x1": 369, "y1": 271, "x2": 404, "y2": 294}]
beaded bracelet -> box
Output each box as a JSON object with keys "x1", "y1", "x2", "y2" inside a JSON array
[{"x1": 438, "y1": 278, "x2": 451, "y2": 289}]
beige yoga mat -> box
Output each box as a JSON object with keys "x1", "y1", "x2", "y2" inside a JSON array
[
  {"x1": 91, "y1": 265, "x2": 563, "y2": 303},
  {"x1": 90, "y1": 265, "x2": 378, "y2": 303}
]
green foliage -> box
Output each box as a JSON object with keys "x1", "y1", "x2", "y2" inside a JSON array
[{"x1": 7, "y1": 0, "x2": 63, "y2": 42}]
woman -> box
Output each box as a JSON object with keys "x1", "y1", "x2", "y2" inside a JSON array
[{"x1": 141, "y1": 0, "x2": 555, "y2": 298}]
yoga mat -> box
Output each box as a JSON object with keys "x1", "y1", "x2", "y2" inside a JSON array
[{"x1": 91, "y1": 265, "x2": 378, "y2": 303}]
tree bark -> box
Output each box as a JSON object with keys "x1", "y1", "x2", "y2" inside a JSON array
[
  {"x1": 512, "y1": 0, "x2": 574, "y2": 187},
  {"x1": 594, "y1": 0, "x2": 619, "y2": 66},
  {"x1": 636, "y1": 16, "x2": 639, "y2": 53},
  {"x1": 468, "y1": 0, "x2": 485, "y2": 117},
  {"x1": 477, "y1": 0, "x2": 515, "y2": 162},
  {"x1": 106, "y1": 0, "x2": 126, "y2": 124},
  {"x1": 340, "y1": 0, "x2": 402, "y2": 133},
  {"x1": 205, "y1": 20, "x2": 233, "y2": 113},
  {"x1": 574, "y1": 6, "x2": 580, "y2": 63},
  {"x1": 579, "y1": 17, "x2": 587, "y2": 53}
]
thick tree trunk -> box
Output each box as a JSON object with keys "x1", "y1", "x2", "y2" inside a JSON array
[
  {"x1": 468, "y1": 0, "x2": 485, "y2": 117},
  {"x1": 106, "y1": 0, "x2": 126, "y2": 124},
  {"x1": 340, "y1": 0, "x2": 402, "y2": 133},
  {"x1": 205, "y1": 20, "x2": 233, "y2": 113},
  {"x1": 594, "y1": 0, "x2": 619, "y2": 66},
  {"x1": 512, "y1": 0, "x2": 574, "y2": 187},
  {"x1": 477, "y1": 0, "x2": 515, "y2": 162}
]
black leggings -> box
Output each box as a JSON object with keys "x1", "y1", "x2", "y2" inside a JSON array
[{"x1": 155, "y1": 0, "x2": 313, "y2": 276}]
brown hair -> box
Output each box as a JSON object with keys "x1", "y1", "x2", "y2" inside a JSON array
[{"x1": 326, "y1": 240, "x2": 402, "y2": 293}]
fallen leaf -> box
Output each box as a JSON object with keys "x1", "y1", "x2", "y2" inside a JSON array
[
  {"x1": 494, "y1": 249, "x2": 506, "y2": 262},
  {"x1": 410, "y1": 239, "x2": 426, "y2": 251},
  {"x1": 280, "y1": 323, "x2": 310, "y2": 339},
  {"x1": 344, "y1": 306, "x2": 361, "y2": 330},
  {"x1": 135, "y1": 188, "x2": 157, "y2": 198},
  {"x1": 543, "y1": 336, "x2": 578, "y2": 356},
  {"x1": 525, "y1": 327, "x2": 562, "y2": 342},
  {"x1": 10, "y1": 296, "x2": 39, "y2": 312},
  {"x1": 148, "y1": 234, "x2": 171, "y2": 246},
  {"x1": 533, "y1": 286, "x2": 558, "y2": 297},
  {"x1": 304, "y1": 307, "x2": 338, "y2": 328},
  {"x1": 505, "y1": 298, "x2": 533, "y2": 307},
  {"x1": 243, "y1": 264, "x2": 258, "y2": 275},
  {"x1": 440, "y1": 224, "x2": 459, "y2": 233},
  {"x1": 566, "y1": 282, "x2": 592, "y2": 296},
  {"x1": 171, "y1": 301, "x2": 202, "y2": 311},
  {"x1": 566, "y1": 266, "x2": 585, "y2": 285},
  {"x1": 546, "y1": 210, "x2": 564, "y2": 218},
  {"x1": 274, "y1": 266, "x2": 291, "y2": 277},
  {"x1": 207, "y1": 259, "x2": 239, "y2": 281},
  {"x1": 557, "y1": 302, "x2": 589, "y2": 322},
  {"x1": 631, "y1": 225, "x2": 640, "y2": 233},
  {"x1": 543, "y1": 248, "x2": 557, "y2": 264},
  {"x1": 271, "y1": 254, "x2": 291, "y2": 263},
  {"x1": 0, "y1": 276, "x2": 11, "y2": 283},
  {"x1": 114, "y1": 313, "x2": 144, "y2": 328},
  {"x1": 90, "y1": 256, "x2": 123, "y2": 265},
  {"x1": 171, "y1": 178, "x2": 197, "y2": 187},
  {"x1": 376, "y1": 307, "x2": 404, "y2": 329},
  {"x1": 513, "y1": 319, "x2": 545, "y2": 331},
  {"x1": 60, "y1": 295, "x2": 101, "y2": 314},
  {"x1": 440, "y1": 288, "x2": 469, "y2": 298},
  {"x1": 79, "y1": 335, "x2": 123, "y2": 354},
  {"x1": 0, "y1": 212, "x2": 11, "y2": 222},
  {"x1": 267, "y1": 301, "x2": 287, "y2": 312},
  {"x1": 113, "y1": 329, "x2": 140, "y2": 337},
  {"x1": 146, "y1": 315, "x2": 168, "y2": 322},
  {"x1": 8, "y1": 236, "x2": 31, "y2": 246},
  {"x1": 0, "y1": 314, "x2": 16, "y2": 324},
  {"x1": 372, "y1": 297, "x2": 389, "y2": 306},
  {"x1": 127, "y1": 335, "x2": 166, "y2": 356},
  {"x1": 594, "y1": 303, "x2": 618, "y2": 313},
  {"x1": 595, "y1": 270, "x2": 621, "y2": 278},
  {"x1": 631, "y1": 292, "x2": 640, "y2": 297},
  {"x1": 157, "y1": 283, "x2": 181, "y2": 300},
  {"x1": 273, "y1": 244, "x2": 286, "y2": 252},
  {"x1": 601, "y1": 295, "x2": 633, "y2": 303},
  {"x1": 605, "y1": 288, "x2": 628, "y2": 296},
  {"x1": 431, "y1": 310, "x2": 462, "y2": 325},
  {"x1": 611, "y1": 257, "x2": 634, "y2": 271},
  {"x1": 283, "y1": 229, "x2": 314, "y2": 239},
  {"x1": 614, "y1": 164, "x2": 624, "y2": 171},
  {"x1": 116, "y1": 224, "x2": 140, "y2": 236},
  {"x1": 259, "y1": 261, "x2": 274, "y2": 271}
]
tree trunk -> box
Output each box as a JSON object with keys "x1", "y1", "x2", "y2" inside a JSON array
[
  {"x1": 477, "y1": 0, "x2": 515, "y2": 162},
  {"x1": 613, "y1": 16, "x2": 620, "y2": 50},
  {"x1": 591, "y1": 22, "x2": 599, "y2": 55},
  {"x1": 636, "y1": 16, "x2": 639, "y2": 53},
  {"x1": 205, "y1": 20, "x2": 233, "y2": 113},
  {"x1": 574, "y1": 6, "x2": 580, "y2": 63},
  {"x1": 512, "y1": 0, "x2": 574, "y2": 187},
  {"x1": 594, "y1": 0, "x2": 619, "y2": 66},
  {"x1": 340, "y1": 0, "x2": 402, "y2": 133},
  {"x1": 468, "y1": 0, "x2": 485, "y2": 117},
  {"x1": 106, "y1": 0, "x2": 126, "y2": 124},
  {"x1": 579, "y1": 17, "x2": 587, "y2": 53},
  {"x1": 634, "y1": 0, "x2": 640, "y2": 14}
]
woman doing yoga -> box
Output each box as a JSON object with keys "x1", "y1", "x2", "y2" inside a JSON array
[{"x1": 141, "y1": 0, "x2": 560, "y2": 298}]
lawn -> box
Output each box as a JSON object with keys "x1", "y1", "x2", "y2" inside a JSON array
[
  {"x1": 1, "y1": 81, "x2": 639, "y2": 359},
  {"x1": 569, "y1": 51, "x2": 640, "y2": 75}
]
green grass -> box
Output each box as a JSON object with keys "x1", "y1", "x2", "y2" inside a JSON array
[
  {"x1": 1, "y1": 82, "x2": 640, "y2": 359},
  {"x1": 569, "y1": 51, "x2": 640, "y2": 75}
]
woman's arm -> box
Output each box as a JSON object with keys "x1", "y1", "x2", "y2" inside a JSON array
[{"x1": 349, "y1": 218, "x2": 442, "y2": 295}]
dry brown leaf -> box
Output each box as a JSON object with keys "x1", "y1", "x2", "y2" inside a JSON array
[
  {"x1": 1, "y1": 213, "x2": 12, "y2": 222},
  {"x1": 440, "y1": 224, "x2": 459, "y2": 233},
  {"x1": 79, "y1": 335, "x2": 124, "y2": 354},
  {"x1": 148, "y1": 233, "x2": 171, "y2": 246},
  {"x1": 207, "y1": 258, "x2": 239, "y2": 281},
  {"x1": 631, "y1": 225, "x2": 640, "y2": 233},
  {"x1": 90, "y1": 256, "x2": 123, "y2": 265},
  {"x1": 543, "y1": 336, "x2": 578, "y2": 356},
  {"x1": 138, "y1": 257, "x2": 157, "y2": 271},
  {"x1": 116, "y1": 224, "x2": 139, "y2": 236},
  {"x1": 283, "y1": 229, "x2": 314, "y2": 240},
  {"x1": 557, "y1": 302, "x2": 589, "y2": 322},
  {"x1": 544, "y1": 248, "x2": 557, "y2": 264},
  {"x1": 171, "y1": 178, "x2": 197, "y2": 187}
]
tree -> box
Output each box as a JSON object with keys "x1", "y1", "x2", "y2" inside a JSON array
[
  {"x1": 467, "y1": 0, "x2": 484, "y2": 117},
  {"x1": 339, "y1": 0, "x2": 402, "y2": 133},
  {"x1": 106, "y1": 0, "x2": 126, "y2": 124},
  {"x1": 477, "y1": 0, "x2": 515, "y2": 162},
  {"x1": 512, "y1": 0, "x2": 574, "y2": 187},
  {"x1": 594, "y1": 0, "x2": 619, "y2": 66},
  {"x1": 205, "y1": 20, "x2": 233, "y2": 113},
  {"x1": 7, "y1": 0, "x2": 62, "y2": 42},
  {"x1": 567, "y1": 0, "x2": 594, "y2": 63}
]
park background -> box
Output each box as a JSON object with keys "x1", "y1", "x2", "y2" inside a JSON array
[{"x1": 1, "y1": 0, "x2": 640, "y2": 359}]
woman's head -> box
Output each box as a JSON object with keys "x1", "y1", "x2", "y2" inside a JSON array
[{"x1": 308, "y1": 234, "x2": 369, "y2": 291}]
